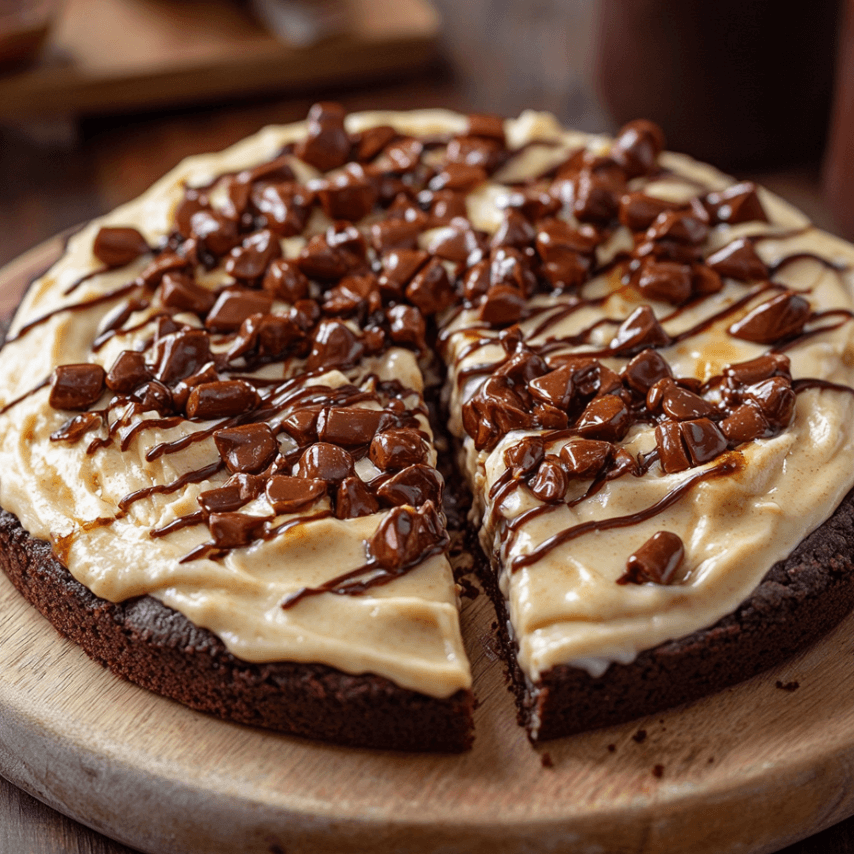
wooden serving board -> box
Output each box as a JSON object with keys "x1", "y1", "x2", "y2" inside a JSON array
[
  {"x1": 0, "y1": 0, "x2": 439, "y2": 119},
  {"x1": 2, "y1": 237, "x2": 854, "y2": 854}
]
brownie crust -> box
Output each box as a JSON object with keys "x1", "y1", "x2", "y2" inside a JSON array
[
  {"x1": 0, "y1": 508, "x2": 474, "y2": 752},
  {"x1": 475, "y1": 485, "x2": 854, "y2": 741}
]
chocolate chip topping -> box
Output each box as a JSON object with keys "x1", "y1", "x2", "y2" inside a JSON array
[
  {"x1": 707, "y1": 238, "x2": 768, "y2": 281},
  {"x1": 295, "y1": 102, "x2": 351, "y2": 172},
  {"x1": 370, "y1": 429, "x2": 428, "y2": 470},
  {"x1": 186, "y1": 380, "x2": 259, "y2": 420},
  {"x1": 376, "y1": 464, "x2": 443, "y2": 507},
  {"x1": 610, "y1": 306, "x2": 671, "y2": 354},
  {"x1": 155, "y1": 329, "x2": 212, "y2": 385},
  {"x1": 266, "y1": 475, "x2": 327, "y2": 514},
  {"x1": 214, "y1": 423, "x2": 278, "y2": 474},
  {"x1": 335, "y1": 476, "x2": 379, "y2": 519},
  {"x1": 209, "y1": 512, "x2": 267, "y2": 548},
  {"x1": 729, "y1": 291, "x2": 811, "y2": 343},
  {"x1": 368, "y1": 503, "x2": 445, "y2": 570},
  {"x1": 105, "y1": 350, "x2": 153, "y2": 394},
  {"x1": 655, "y1": 421, "x2": 691, "y2": 474},
  {"x1": 504, "y1": 436, "x2": 546, "y2": 477},
  {"x1": 160, "y1": 273, "x2": 216, "y2": 315},
  {"x1": 317, "y1": 407, "x2": 383, "y2": 447},
  {"x1": 704, "y1": 182, "x2": 767, "y2": 225},
  {"x1": 619, "y1": 531, "x2": 684, "y2": 585},
  {"x1": 680, "y1": 418, "x2": 728, "y2": 465},
  {"x1": 560, "y1": 439, "x2": 613, "y2": 478},
  {"x1": 576, "y1": 395, "x2": 632, "y2": 441},
  {"x1": 198, "y1": 485, "x2": 246, "y2": 515},
  {"x1": 93, "y1": 227, "x2": 150, "y2": 268},
  {"x1": 529, "y1": 456, "x2": 569, "y2": 503},
  {"x1": 296, "y1": 442, "x2": 355, "y2": 483},
  {"x1": 49, "y1": 364, "x2": 106, "y2": 410},
  {"x1": 206, "y1": 289, "x2": 274, "y2": 333}
]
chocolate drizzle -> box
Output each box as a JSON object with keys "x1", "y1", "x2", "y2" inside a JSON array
[{"x1": 7, "y1": 101, "x2": 854, "y2": 609}]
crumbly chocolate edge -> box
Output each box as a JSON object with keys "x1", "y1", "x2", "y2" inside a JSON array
[
  {"x1": 469, "y1": 483, "x2": 854, "y2": 742},
  {"x1": 0, "y1": 508, "x2": 474, "y2": 752}
]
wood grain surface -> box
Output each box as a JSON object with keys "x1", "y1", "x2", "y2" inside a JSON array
[
  {"x1": 4, "y1": 237, "x2": 854, "y2": 854},
  {"x1": 0, "y1": 0, "x2": 439, "y2": 118},
  {"x1": 1, "y1": 1, "x2": 852, "y2": 850}
]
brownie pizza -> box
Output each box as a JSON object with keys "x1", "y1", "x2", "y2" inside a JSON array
[{"x1": 1, "y1": 104, "x2": 853, "y2": 749}]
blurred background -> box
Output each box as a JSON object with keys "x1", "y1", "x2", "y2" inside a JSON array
[
  {"x1": 1, "y1": 0, "x2": 854, "y2": 851},
  {"x1": 1, "y1": 0, "x2": 853, "y2": 274}
]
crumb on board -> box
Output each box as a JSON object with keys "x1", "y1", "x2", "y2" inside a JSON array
[
  {"x1": 775, "y1": 680, "x2": 800, "y2": 692},
  {"x1": 540, "y1": 751, "x2": 555, "y2": 768},
  {"x1": 632, "y1": 729, "x2": 647, "y2": 744},
  {"x1": 652, "y1": 764, "x2": 664, "y2": 778}
]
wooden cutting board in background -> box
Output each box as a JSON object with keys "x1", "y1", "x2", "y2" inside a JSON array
[{"x1": 0, "y1": 0, "x2": 439, "y2": 118}]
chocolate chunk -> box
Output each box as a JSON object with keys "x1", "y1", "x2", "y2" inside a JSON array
[
  {"x1": 288, "y1": 299, "x2": 321, "y2": 332},
  {"x1": 680, "y1": 418, "x2": 728, "y2": 465},
  {"x1": 370, "y1": 428, "x2": 428, "y2": 470},
  {"x1": 252, "y1": 183, "x2": 310, "y2": 237},
  {"x1": 489, "y1": 246, "x2": 536, "y2": 293},
  {"x1": 619, "y1": 531, "x2": 684, "y2": 585},
  {"x1": 405, "y1": 257, "x2": 455, "y2": 316},
  {"x1": 209, "y1": 512, "x2": 267, "y2": 549},
  {"x1": 575, "y1": 395, "x2": 632, "y2": 441},
  {"x1": 461, "y1": 260, "x2": 491, "y2": 301},
  {"x1": 480, "y1": 284, "x2": 525, "y2": 326},
  {"x1": 729, "y1": 291, "x2": 810, "y2": 344},
  {"x1": 214, "y1": 423, "x2": 278, "y2": 474},
  {"x1": 50, "y1": 411, "x2": 102, "y2": 443},
  {"x1": 386, "y1": 304, "x2": 426, "y2": 351},
  {"x1": 105, "y1": 350, "x2": 153, "y2": 394},
  {"x1": 171, "y1": 362, "x2": 219, "y2": 410},
  {"x1": 205, "y1": 289, "x2": 274, "y2": 333},
  {"x1": 560, "y1": 439, "x2": 613, "y2": 478},
  {"x1": 618, "y1": 193, "x2": 680, "y2": 232},
  {"x1": 93, "y1": 226, "x2": 149, "y2": 268},
  {"x1": 721, "y1": 403, "x2": 772, "y2": 444},
  {"x1": 529, "y1": 456, "x2": 568, "y2": 503},
  {"x1": 636, "y1": 259, "x2": 693, "y2": 304},
  {"x1": 622, "y1": 349, "x2": 672, "y2": 395},
  {"x1": 174, "y1": 189, "x2": 209, "y2": 238},
  {"x1": 133, "y1": 380, "x2": 174, "y2": 414},
  {"x1": 661, "y1": 384, "x2": 716, "y2": 421},
  {"x1": 429, "y1": 162, "x2": 487, "y2": 191},
  {"x1": 226, "y1": 472, "x2": 267, "y2": 502},
  {"x1": 691, "y1": 264, "x2": 723, "y2": 296},
  {"x1": 704, "y1": 182, "x2": 767, "y2": 225},
  {"x1": 296, "y1": 442, "x2": 355, "y2": 482},
  {"x1": 645, "y1": 211, "x2": 709, "y2": 246},
  {"x1": 262, "y1": 259, "x2": 310, "y2": 303},
  {"x1": 317, "y1": 407, "x2": 383, "y2": 447},
  {"x1": 446, "y1": 136, "x2": 505, "y2": 172},
  {"x1": 266, "y1": 475, "x2": 327, "y2": 514},
  {"x1": 534, "y1": 402, "x2": 568, "y2": 429},
  {"x1": 257, "y1": 314, "x2": 305, "y2": 359},
  {"x1": 155, "y1": 329, "x2": 211, "y2": 385},
  {"x1": 225, "y1": 230, "x2": 282, "y2": 281},
  {"x1": 528, "y1": 364, "x2": 575, "y2": 409},
  {"x1": 368, "y1": 503, "x2": 444, "y2": 570},
  {"x1": 610, "y1": 305, "x2": 671, "y2": 354},
  {"x1": 427, "y1": 225, "x2": 485, "y2": 266},
  {"x1": 495, "y1": 348, "x2": 548, "y2": 385},
  {"x1": 378, "y1": 249, "x2": 429, "y2": 298},
  {"x1": 190, "y1": 209, "x2": 239, "y2": 258},
  {"x1": 295, "y1": 102, "x2": 351, "y2": 172},
  {"x1": 159, "y1": 272, "x2": 215, "y2": 316},
  {"x1": 707, "y1": 238, "x2": 768, "y2": 281},
  {"x1": 335, "y1": 476, "x2": 379, "y2": 519},
  {"x1": 491, "y1": 210, "x2": 535, "y2": 250},
  {"x1": 467, "y1": 113, "x2": 505, "y2": 141},
  {"x1": 607, "y1": 448, "x2": 639, "y2": 479},
  {"x1": 298, "y1": 229, "x2": 363, "y2": 282},
  {"x1": 462, "y1": 376, "x2": 534, "y2": 449},
  {"x1": 136, "y1": 252, "x2": 191, "y2": 289},
  {"x1": 355, "y1": 125, "x2": 397, "y2": 161},
  {"x1": 370, "y1": 218, "x2": 421, "y2": 253},
  {"x1": 198, "y1": 485, "x2": 246, "y2": 515},
  {"x1": 315, "y1": 164, "x2": 378, "y2": 221},
  {"x1": 611, "y1": 119, "x2": 665, "y2": 178},
  {"x1": 186, "y1": 380, "x2": 259, "y2": 420},
  {"x1": 724, "y1": 353, "x2": 791, "y2": 386},
  {"x1": 426, "y1": 189, "x2": 468, "y2": 225},
  {"x1": 504, "y1": 435, "x2": 546, "y2": 477},
  {"x1": 572, "y1": 171, "x2": 619, "y2": 224},
  {"x1": 307, "y1": 319, "x2": 364, "y2": 371},
  {"x1": 384, "y1": 137, "x2": 424, "y2": 172},
  {"x1": 49, "y1": 364, "x2": 105, "y2": 410},
  {"x1": 655, "y1": 421, "x2": 690, "y2": 473},
  {"x1": 742, "y1": 377, "x2": 796, "y2": 428},
  {"x1": 376, "y1": 464, "x2": 443, "y2": 507},
  {"x1": 323, "y1": 273, "x2": 381, "y2": 317},
  {"x1": 281, "y1": 408, "x2": 320, "y2": 446}
]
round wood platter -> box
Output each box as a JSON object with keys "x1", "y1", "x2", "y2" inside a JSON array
[{"x1": 2, "y1": 236, "x2": 854, "y2": 854}]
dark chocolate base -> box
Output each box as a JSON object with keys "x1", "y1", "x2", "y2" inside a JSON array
[
  {"x1": 474, "y1": 486, "x2": 854, "y2": 742},
  {"x1": 0, "y1": 508, "x2": 474, "y2": 752}
]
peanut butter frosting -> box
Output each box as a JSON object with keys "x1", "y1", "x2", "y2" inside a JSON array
[{"x1": 1, "y1": 105, "x2": 853, "y2": 707}]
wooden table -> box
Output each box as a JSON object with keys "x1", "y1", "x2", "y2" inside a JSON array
[{"x1": 0, "y1": 1, "x2": 851, "y2": 850}]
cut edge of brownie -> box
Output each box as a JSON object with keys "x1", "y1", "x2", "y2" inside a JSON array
[
  {"x1": 470, "y1": 485, "x2": 854, "y2": 742},
  {"x1": 0, "y1": 508, "x2": 475, "y2": 753}
]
